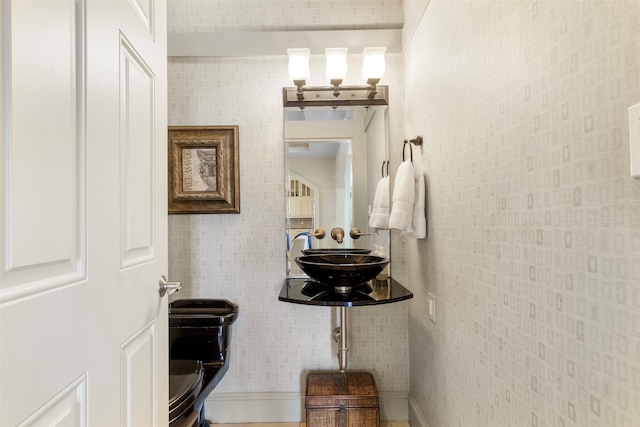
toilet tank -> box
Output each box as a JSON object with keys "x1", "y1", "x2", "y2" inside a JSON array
[{"x1": 169, "y1": 299, "x2": 239, "y2": 363}]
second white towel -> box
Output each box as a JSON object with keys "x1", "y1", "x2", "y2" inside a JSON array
[
  {"x1": 410, "y1": 149, "x2": 426, "y2": 239},
  {"x1": 389, "y1": 160, "x2": 415, "y2": 234},
  {"x1": 369, "y1": 176, "x2": 390, "y2": 229}
]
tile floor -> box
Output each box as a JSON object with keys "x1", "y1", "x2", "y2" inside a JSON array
[{"x1": 215, "y1": 422, "x2": 410, "y2": 427}]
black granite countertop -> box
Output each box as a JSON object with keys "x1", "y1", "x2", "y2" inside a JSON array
[{"x1": 279, "y1": 277, "x2": 413, "y2": 307}]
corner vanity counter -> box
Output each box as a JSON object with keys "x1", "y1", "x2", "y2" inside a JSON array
[{"x1": 279, "y1": 277, "x2": 413, "y2": 306}]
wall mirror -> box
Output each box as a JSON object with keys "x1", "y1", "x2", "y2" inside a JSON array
[{"x1": 284, "y1": 104, "x2": 390, "y2": 276}]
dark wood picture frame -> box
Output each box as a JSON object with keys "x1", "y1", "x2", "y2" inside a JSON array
[{"x1": 168, "y1": 126, "x2": 240, "y2": 214}]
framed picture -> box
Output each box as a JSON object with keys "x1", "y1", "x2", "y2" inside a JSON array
[{"x1": 168, "y1": 126, "x2": 240, "y2": 214}]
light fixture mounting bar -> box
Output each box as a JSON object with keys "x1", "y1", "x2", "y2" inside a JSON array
[{"x1": 282, "y1": 85, "x2": 389, "y2": 108}]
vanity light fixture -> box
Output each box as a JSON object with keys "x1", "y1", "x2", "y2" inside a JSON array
[
  {"x1": 287, "y1": 48, "x2": 311, "y2": 91},
  {"x1": 325, "y1": 48, "x2": 348, "y2": 96},
  {"x1": 284, "y1": 47, "x2": 388, "y2": 108},
  {"x1": 361, "y1": 47, "x2": 386, "y2": 99}
]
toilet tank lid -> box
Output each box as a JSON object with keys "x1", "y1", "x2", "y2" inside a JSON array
[
  {"x1": 170, "y1": 299, "x2": 238, "y2": 313},
  {"x1": 169, "y1": 299, "x2": 239, "y2": 325}
]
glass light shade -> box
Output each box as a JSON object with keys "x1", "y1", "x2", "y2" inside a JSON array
[
  {"x1": 325, "y1": 48, "x2": 348, "y2": 82},
  {"x1": 287, "y1": 48, "x2": 310, "y2": 82},
  {"x1": 362, "y1": 47, "x2": 386, "y2": 80}
]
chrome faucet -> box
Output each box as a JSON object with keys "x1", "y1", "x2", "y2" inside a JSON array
[{"x1": 330, "y1": 227, "x2": 345, "y2": 244}]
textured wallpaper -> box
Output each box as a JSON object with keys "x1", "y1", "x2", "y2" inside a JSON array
[
  {"x1": 167, "y1": 53, "x2": 408, "y2": 394},
  {"x1": 404, "y1": 1, "x2": 640, "y2": 426}
]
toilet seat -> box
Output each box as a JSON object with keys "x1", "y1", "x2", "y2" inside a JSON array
[{"x1": 169, "y1": 360, "x2": 204, "y2": 426}]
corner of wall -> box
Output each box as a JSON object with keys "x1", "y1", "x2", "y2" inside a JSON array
[
  {"x1": 408, "y1": 393, "x2": 430, "y2": 427},
  {"x1": 402, "y1": 0, "x2": 430, "y2": 53}
]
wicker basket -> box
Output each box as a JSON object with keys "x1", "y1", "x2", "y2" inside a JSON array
[{"x1": 305, "y1": 372, "x2": 380, "y2": 427}]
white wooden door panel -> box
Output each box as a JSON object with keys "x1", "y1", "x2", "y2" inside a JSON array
[
  {"x1": 120, "y1": 35, "x2": 155, "y2": 268},
  {"x1": 121, "y1": 322, "x2": 157, "y2": 427},
  {"x1": 16, "y1": 374, "x2": 88, "y2": 427},
  {"x1": 0, "y1": 0, "x2": 85, "y2": 302},
  {"x1": 1, "y1": 0, "x2": 168, "y2": 426},
  {"x1": 0, "y1": 289, "x2": 91, "y2": 426},
  {"x1": 128, "y1": 0, "x2": 154, "y2": 37}
]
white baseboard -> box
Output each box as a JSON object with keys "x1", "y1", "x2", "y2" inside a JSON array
[
  {"x1": 204, "y1": 391, "x2": 409, "y2": 424},
  {"x1": 408, "y1": 393, "x2": 430, "y2": 427}
]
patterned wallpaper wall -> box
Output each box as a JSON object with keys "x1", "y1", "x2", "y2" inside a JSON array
[
  {"x1": 404, "y1": 1, "x2": 640, "y2": 426},
  {"x1": 167, "y1": 52, "x2": 408, "y2": 394}
]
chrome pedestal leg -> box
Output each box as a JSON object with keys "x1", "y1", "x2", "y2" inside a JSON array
[{"x1": 335, "y1": 306, "x2": 348, "y2": 372}]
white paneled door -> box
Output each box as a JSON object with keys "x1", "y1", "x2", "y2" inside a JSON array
[{"x1": 0, "y1": 1, "x2": 169, "y2": 426}]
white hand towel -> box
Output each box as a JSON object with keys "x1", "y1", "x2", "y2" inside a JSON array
[
  {"x1": 369, "y1": 176, "x2": 390, "y2": 229},
  {"x1": 410, "y1": 149, "x2": 427, "y2": 239},
  {"x1": 410, "y1": 176, "x2": 426, "y2": 238},
  {"x1": 389, "y1": 160, "x2": 415, "y2": 234}
]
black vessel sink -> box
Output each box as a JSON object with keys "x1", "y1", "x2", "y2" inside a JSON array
[
  {"x1": 294, "y1": 254, "x2": 389, "y2": 293},
  {"x1": 301, "y1": 248, "x2": 372, "y2": 255}
]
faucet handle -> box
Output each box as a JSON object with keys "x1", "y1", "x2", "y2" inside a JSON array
[
  {"x1": 309, "y1": 228, "x2": 326, "y2": 239},
  {"x1": 349, "y1": 228, "x2": 370, "y2": 239}
]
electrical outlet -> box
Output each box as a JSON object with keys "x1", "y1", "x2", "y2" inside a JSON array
[{"x1": 428, "y1": 293, "x2": 436, "y2": 324}]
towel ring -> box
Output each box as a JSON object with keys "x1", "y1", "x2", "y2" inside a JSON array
[
  {"x1": 410, "y1": 136, "x2": 423, "y2": 146},
  {"x1": 402, "y1": 136, "x2": 423, "y2": 162},
  {"x1": 402, "y1": 140, "x2": 413, "y2": 162},
  {"x1": 381, "y1": 160, "x2": 389, "y2": 177}
]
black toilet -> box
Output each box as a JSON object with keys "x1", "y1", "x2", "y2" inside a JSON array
[{"x1": 168, "y1": 299, "x2": 239, "y2": 427}]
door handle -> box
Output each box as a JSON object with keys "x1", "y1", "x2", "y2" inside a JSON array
[{"x1": 159, "y1": 275, "x2": 181, "y2": 297}]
